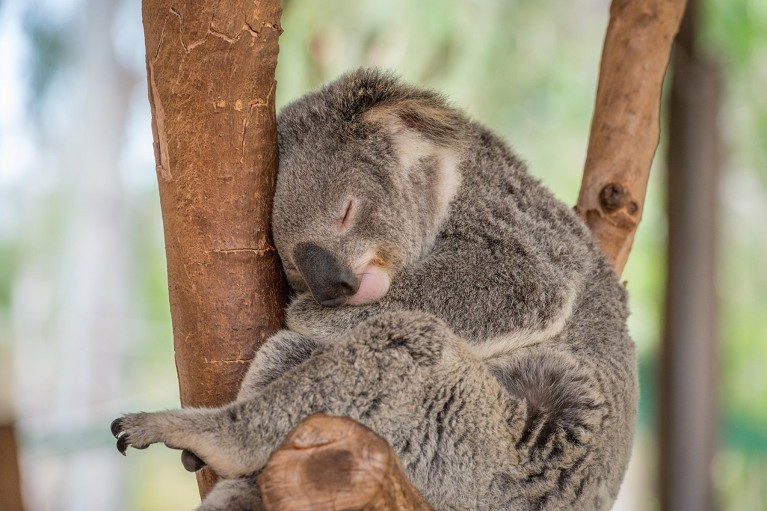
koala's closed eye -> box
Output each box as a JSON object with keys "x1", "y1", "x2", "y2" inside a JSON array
[{"x1": 338, "y1": 198, "x2": 357, "y2": 234}]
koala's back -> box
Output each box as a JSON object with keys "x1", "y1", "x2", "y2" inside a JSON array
[
  {"x1": 369, "y1": 120, "x2": 637, "y2": 507},
  {"x1": 461, "y1": 124, "x2": 637, "y2": 503},
  {"x1": 384, "y1": 121, "x2": 618, "y2": 343}
]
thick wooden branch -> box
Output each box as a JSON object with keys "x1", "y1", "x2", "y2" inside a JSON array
[
  {"x1": 141, "y1": 0, "x2": 285, "y2": 496},
  {"x1": 577, "y1": 0, "x2": 687, "y2": 275},
  {"x1": 259, "y1": 415, "x2": 433, "y2": 511}
]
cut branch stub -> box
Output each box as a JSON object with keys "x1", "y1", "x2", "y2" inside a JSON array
[
  {"x1": 259, "y1": 415, "x2": 434, "y2": 511},
  {"x1": 577, "y1": 0, "x2": 687, "y2": 275}
]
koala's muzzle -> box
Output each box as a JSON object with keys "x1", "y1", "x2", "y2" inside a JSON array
[{"x1": 293, "y1": 243, "x2": 359, "y2": 307}]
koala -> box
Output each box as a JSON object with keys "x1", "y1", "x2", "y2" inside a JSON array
[{"x1": 112, "y1": 69, "x2": 638, "y2": 511}]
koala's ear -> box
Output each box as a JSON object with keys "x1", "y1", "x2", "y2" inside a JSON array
[
  {"x1": 363, "y1": 96, "x2": 464, "y2": 224},
  {"x1": 362, "y1": 98, "x2": 467, "y2": 177},
  {"x1": 362, "y1": 97, "x2": 466, "y2": 149}
]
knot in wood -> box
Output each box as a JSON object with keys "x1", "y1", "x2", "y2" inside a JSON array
[
  {"x1": 599, "y1": 182, "x2": 638, "y2": 215},
  {"x1": 304, "y1": 448, "x2": 354, "y2": 488}
]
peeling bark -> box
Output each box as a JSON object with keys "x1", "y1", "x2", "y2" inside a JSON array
[{"x1": 141, "y1": 0, "x2": 285, "y2": 497}]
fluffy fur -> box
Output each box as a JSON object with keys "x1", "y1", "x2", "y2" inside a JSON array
[{"x1": 112, "y1": 69, "x2": 638, "y2": 511}]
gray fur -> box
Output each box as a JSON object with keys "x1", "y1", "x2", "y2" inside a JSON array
[{"x1": 113, "y1": 69, "x2": 637, "y2": 511}]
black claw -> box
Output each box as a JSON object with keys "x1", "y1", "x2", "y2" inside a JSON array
[
  {"x1": 111, "y1": 418, "x2": 123, "y2": 438},
  {"x1": 181, "y1": 449, "x2": 206, "y2": 472},
  {"x1": 116, "y1": 434, "x2": 128, "y2": 455}
]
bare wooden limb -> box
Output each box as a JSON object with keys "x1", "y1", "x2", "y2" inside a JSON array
[
  {"x1": 141, "y1": 0, "x2": 285, "y2": 496},
  {"x1": 577, "y1": 0, "x2": 687, "y2": 275},
  {"x1": 259, "y1": 415, "x2": 434, "y2": 511}
]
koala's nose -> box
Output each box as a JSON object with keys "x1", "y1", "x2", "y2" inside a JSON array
[{"x1": 293, "y1": 243, "x2": 360, "y2": 307}]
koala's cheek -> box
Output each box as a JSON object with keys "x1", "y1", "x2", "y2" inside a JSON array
[{"x1": 347, "y1": 266, "x2": 391, "y2": 305}]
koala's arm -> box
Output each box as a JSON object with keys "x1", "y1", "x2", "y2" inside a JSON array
[
  {"x1": 236, "y1": 329, "x2": 320, "y2": 401},
  {"x1": 286, "y1": 228, "x2": 586, "y2": 351}
]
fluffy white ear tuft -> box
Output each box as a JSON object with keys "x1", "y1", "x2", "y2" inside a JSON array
[{"x1": 363, "y1": 101, "x2": 464, "y2": 225}]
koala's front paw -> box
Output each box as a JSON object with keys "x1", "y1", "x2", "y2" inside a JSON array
[
  {"x1": 111, "y1": 413, "x2": 164, "y2": 455},
  {"x1": 286, "y1": 292, "x2": 380, "y2": 343},
  {"x1": 285, "y1": 294, "x2": 336, "y2": 341}
]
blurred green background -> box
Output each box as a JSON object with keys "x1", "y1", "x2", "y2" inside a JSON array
[{"x1": 0, "y1": 0, "x2": 765, "y2": 509}]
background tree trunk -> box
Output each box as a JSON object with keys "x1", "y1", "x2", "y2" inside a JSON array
[
  {"x1": 141, "y1": 0, "x2": 285, "y2": 497},
  {"x1": 660, "y1": 0, "x2": 720, "y2": 508},
  {"x1": 0, "y1": 424, "x2": 24, "y2": 511}
]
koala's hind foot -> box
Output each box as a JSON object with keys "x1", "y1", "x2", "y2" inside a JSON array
[{"x1": 111, "y1": 407, "x2": 259, "y2": 479}]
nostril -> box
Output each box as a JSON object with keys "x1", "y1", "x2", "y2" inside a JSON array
[{"x1": 338, "y1": 277, "x2": 358, "y2": 297}]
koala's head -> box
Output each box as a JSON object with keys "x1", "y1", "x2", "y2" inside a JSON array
[{"x1": 273, "y1": 69, "x2": 466, "y2": 307}]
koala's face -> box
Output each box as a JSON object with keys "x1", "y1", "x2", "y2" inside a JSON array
[
  {"x1": 273, "y1": 125, "x2": 415, "y2": 307},
  {"x1": 272, "y1": 70, "x2": 463, "y2": 308}
]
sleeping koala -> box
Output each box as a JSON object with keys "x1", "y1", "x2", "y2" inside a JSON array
[{"x1": 112, "y1": 69, "x2": 638, "y2": 511}]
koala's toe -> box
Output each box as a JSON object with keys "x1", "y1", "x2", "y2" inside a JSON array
[
  {"x1": 182, "y1": 449, "x2": 207, "y2": 472},
  {"x1": 110, "y1": 418, "x2": 123, "y2": 438},
  {"x1": 116, "y1": 434, "x2": 128, "y2": 455}
]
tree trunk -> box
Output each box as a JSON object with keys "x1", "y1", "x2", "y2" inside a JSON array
[
  {"x1": 577, "y1": 0, "x2": 688, "y2": 276},
  {"x1": 141, "y1": 0, "x2": 285, "y2": 496},
  {"x1": 660, "y1": 0, "x2": 720, "y2": 508}
]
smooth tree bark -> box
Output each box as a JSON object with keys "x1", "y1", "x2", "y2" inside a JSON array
[
  {"x1": 141, "y1": 0, "x2": 285, "y2": 496},
  {"x1": 577, "y1": 0, "x2": 688, "y2": 276}
]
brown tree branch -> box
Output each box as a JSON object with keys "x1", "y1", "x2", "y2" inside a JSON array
[
  {"x1": 260, "y1": 415, "x2": 434, "y2": 511},
  {"x1": 577, "y1": 0, "x2": 687, "y2": 275},
  {"x1": 141, "y1": 0, "x2": 285, "y2": 497}
]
